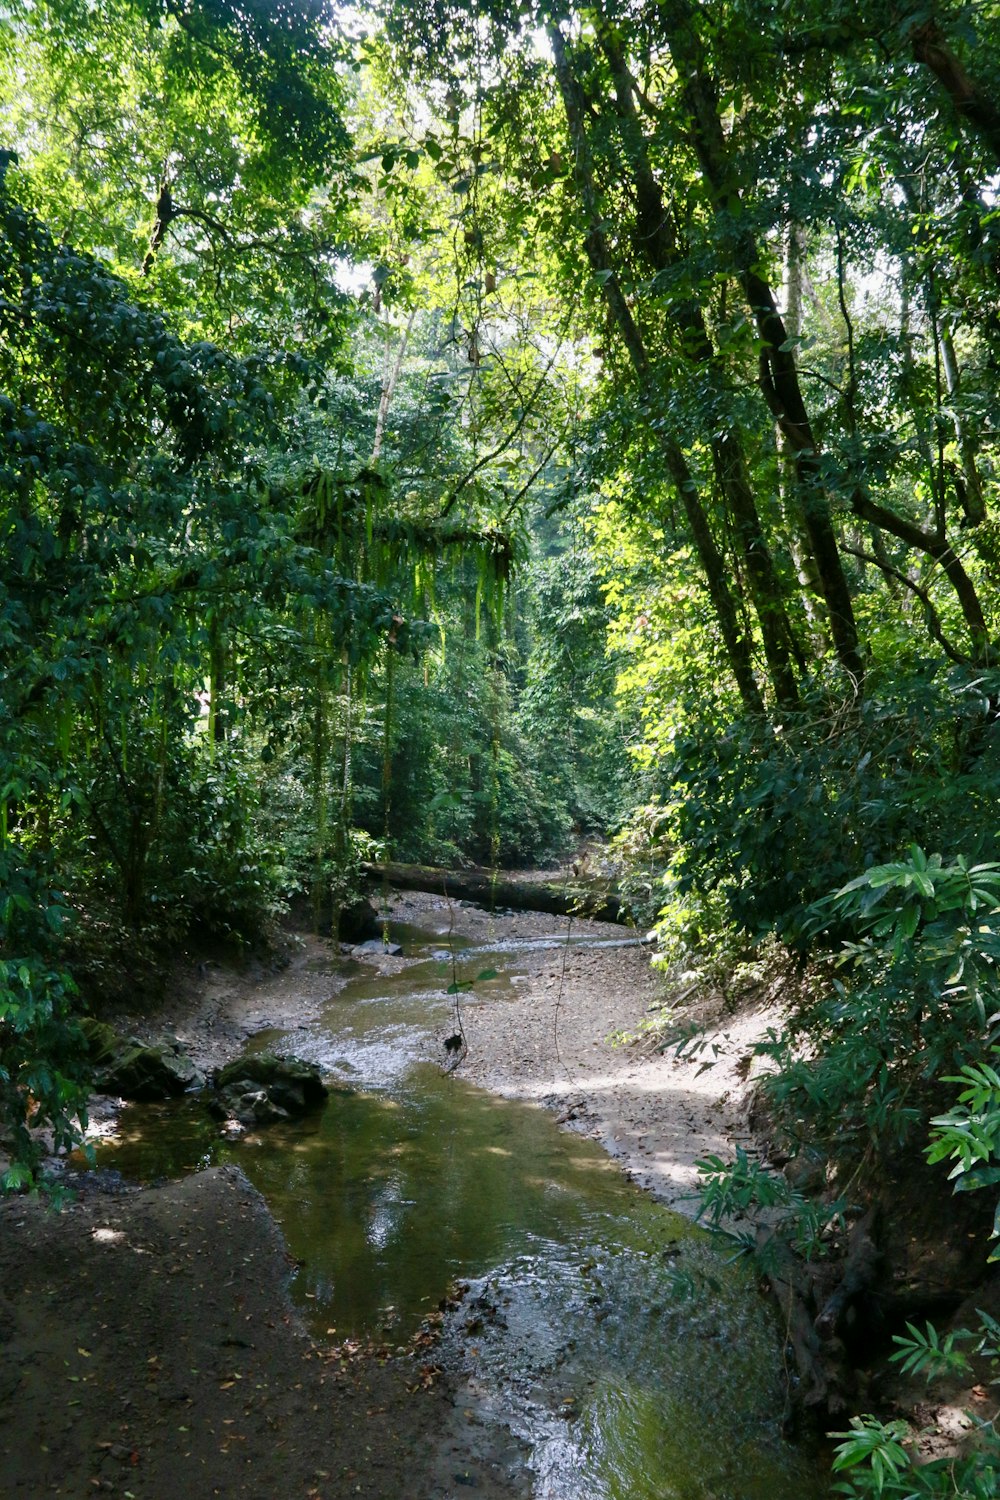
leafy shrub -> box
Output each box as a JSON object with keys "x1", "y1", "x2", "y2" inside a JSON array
[
  {"x1": 753, "y1": 848, "x2": 1000, "y2": 1168},
  {"x1": 0, "y1": 846, "x2": 89, "y2": 1186},
  {"x1": 170, "y1": 750, "x2": 285, "y2": 941},
  {"x1": 659, "y1": 668, "x2": 1000, "y2": 946},
  {"x1": 695, "y1": 1146, "x2": 844, "y2": 1259},
  {"x1": 927, "y1": 1054, "x2": 1000, "y2": 1264},
  {"x1": 831, "y1": 1313, "x2": 1000, "y2": 1497}
]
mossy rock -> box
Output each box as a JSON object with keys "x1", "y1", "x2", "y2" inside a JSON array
[
  {"x1": 77, "y1": 1017, "x2": 121, "y2": 1068},
  {"x1": 211, "y1": 1052, "x2": 328, "y2": 1126},
  {"x1": 78, "y1": 1017, "x2": 203, "y2": 1099},
  {"x1": 215, "y1": 1052, "x2": 327, "y2": 1104},
  {"x1": 94, "y1": 1039, "x2": 203, "y2": 1101}
]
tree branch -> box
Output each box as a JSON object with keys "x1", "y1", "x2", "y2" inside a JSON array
[
  {"x1": 841, "y1": 543, "x2": 968, "y2": 665},
  {"x1": 438, "y1": 351, "x2": 560, "y2": 519}
]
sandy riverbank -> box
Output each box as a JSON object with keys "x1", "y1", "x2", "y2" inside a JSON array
[{"x1": 108, "y1": 884, "x2": 774, "y2": 1217}]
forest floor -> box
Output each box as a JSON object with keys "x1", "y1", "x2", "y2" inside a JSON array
[{"x1": 1, "y1": 883, "x2": 984, "y2": 1498}]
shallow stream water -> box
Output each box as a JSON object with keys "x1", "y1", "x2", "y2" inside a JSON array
[{"x1": 96, "y1": 919, "x2": 828, "y2": 1499}]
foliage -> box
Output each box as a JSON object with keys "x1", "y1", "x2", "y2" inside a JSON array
[
  {"x1": 7, "y1": 27, "x2": 1000, "y2": 1500},
  {"x1": 830, "y1": 1417, "x2": 913, "y2": 1494},
  {"x1": 3, "y1": 0, "x2": 1000, "y2": 1282},
  {"x1": 0, "y1": 115, "x2": 568, "y2": 1179},
  {"x1": 514, "y1": 523, "x2": 638, "y2": 841},
  {"x1": 809, "y1": 848, "x2": 1000, "y2": 966},
  {"x1": 651, "y1": 671, "x2": 1000, "y2": 948},
  {"x1": 0, "y1": 0, "x2": 355, "y2": 347},
  {"x1": 748, "y1": 847, "x2": 1000, "y2": 1168},
  {"x1": 606, "y1": 801, "x2": 677, "y2": 933},
  {"x1": 927, "y1": 1054, "x2": 1000, "y2": 1264},
  {"x1": 888, "y1": 1322, "x2": 973, "y2": 1384},
  {"x1": 694, "y1": 1146, "x2": 844, "y2": 1260}
]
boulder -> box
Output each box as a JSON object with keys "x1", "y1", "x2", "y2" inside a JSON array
[
  {"x1": 286, "y1": 893, "x2": 381, "y2": 942},
  {"x1": 77, "y1": 1017, "x2": 121, "y2": 1068},
  {"x1": 353, "y1": 937, "x2": 403, "y2": 956},
  {"x1": 210, "y1": 1052, "x2": 328, "y2": 1128},
  {"x1": 79, "y1": 1016, "x2": 203, "y2": 1100}
]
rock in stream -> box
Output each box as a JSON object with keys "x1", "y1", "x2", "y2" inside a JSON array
[{"x1": 209, "y1": 1051, "x2": 329, "y2": 1127}]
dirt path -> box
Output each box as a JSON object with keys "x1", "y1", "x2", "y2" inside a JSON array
[{"x1": 0, "y1": 887, "x2": 773, "y2": 1500}]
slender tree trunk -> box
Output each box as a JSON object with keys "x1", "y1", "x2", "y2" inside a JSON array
[
  {"x1": 311, "y1": 624, "x2": 330, "y2": 933},
  {"x1": 898, "y1": 266, "x2": 940, "y2": 499},
  {"x1": 594, "y1": 17, "x2": 802, "y2": 708},
  {"x1": 849, "y1": 488, "x2": 992, "y2": 661},
  {"x1": 371, "y1": 307, "x2": 417, "y2": 465},
  {"x1": 938, "y1": 328, "x2": 986, "y2": 524},
  {"x1": 664, "y1": 14, "x2": 866, "y2": 686},
  {"x1": 550, "y1": 25, "x2": 764, "y2": 714},
  {"x1": 894, "y1": 175, "x2": 987, "y2": 528},
  {"x1": 711, "y1": 431, "x2": 805, "y2": 700},
  {"x1": 780, "y1": 220, "x2": 830, "y2": 640},
  {"x1": 208, "y1": 621, "x2": 227, "y2": 749},
  {"x1": 861, "y1": 275, "x2": 991, "y2": 658}
]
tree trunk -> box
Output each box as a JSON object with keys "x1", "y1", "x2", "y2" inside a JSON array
[
  {"x1": 779, "y1": 220, "x2": 831, "y2": 642},
  {"x1": 664, "y1": 15, "x2": 866, "y2": 686},
  {"x1": 755, "y1": 1227, "x2": 854, "y2": 1430},
  {"x1": 894, "y1": 180, "x2": 987, "y2": 529},
  {"x1": 363, "y1": 861, "x2": 627, "y2": 923},
  {"x1": 549, "y1": 25, "x2": 765, "y2": 715},
  {"x1": 675, "y1": 21, "x2": 994, "y2": 669},
  {"x1": 908, "y1": 18, "x2": 1000, "y2": 171},
  {"x1": 208, "y1": 622, "x2": 227, "y2": 748},
  {"x1": 595, "y1": 20, "x2": 803, "y2": 708},
  {"x1": 814, "y1": 1208, "x2": 881, "y2": 1341}
]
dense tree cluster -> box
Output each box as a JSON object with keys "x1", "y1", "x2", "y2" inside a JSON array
[
  {"x1": 4, "y1": 0, "x2": 1000, "y2": 1379},
  {"x1": 5, "y1": 0, "x2": 1000, "y2": 1487},
  {"x1": 0, "y1": 0, "x2": 630, "y2": 1175}
]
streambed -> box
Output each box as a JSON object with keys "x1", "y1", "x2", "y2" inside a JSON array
[{"x1": 96, "y1": 914, "x2": 827, "y2": 1500}]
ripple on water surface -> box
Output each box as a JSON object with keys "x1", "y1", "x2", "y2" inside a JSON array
[{"x1": 94, "y1": 933, "x2": 828, "y2": 1500}]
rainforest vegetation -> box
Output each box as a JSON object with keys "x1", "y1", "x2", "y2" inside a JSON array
[{"x1": 3, "y1": 1, "x2": 1000, "y2": 1489}]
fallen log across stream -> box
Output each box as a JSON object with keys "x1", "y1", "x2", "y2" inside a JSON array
[{"x1": 362, "y1": 860, "x2": 627, "y2": 924}]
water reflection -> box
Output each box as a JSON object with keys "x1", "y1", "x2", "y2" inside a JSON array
[{"x1": 93, "y1": 932, "x2": 827, "y2": 1499}]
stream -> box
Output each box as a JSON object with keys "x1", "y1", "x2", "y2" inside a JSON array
[{"x1": 96, "y1": 915, "x2": 829, "y2": 1500}]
